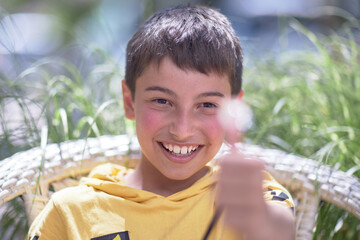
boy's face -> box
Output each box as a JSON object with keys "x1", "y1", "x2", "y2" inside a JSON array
[{"x1": 123, "y1": 57, "x2": 231, "y2": 181}]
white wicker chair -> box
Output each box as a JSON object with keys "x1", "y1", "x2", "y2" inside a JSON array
[{"x1": 0, "y1": 135, "x2": 359, "y2": 240}]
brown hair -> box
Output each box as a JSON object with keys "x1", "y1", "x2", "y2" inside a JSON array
[{"x1": 125, "y1": 4, "x2": 243, "y2": 97}]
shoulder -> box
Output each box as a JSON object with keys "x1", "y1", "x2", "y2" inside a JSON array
[
  {"x1": 262, "y1": 171, "x2": 295, "y2": 212},
  {"x1": 50, "y1": 185, "x2": 98, "y2": 207}
]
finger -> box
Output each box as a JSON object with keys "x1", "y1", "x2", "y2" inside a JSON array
[
  {"x1": 219, "y1": 154, "x2": 264, "y2": 184},
  {"x1": 220, "y1": 153, "x2": 264, "y2": 173}
]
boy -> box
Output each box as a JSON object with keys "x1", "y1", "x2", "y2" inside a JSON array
[{"x1": 28, "y1": 4, "x2": 295, "y2": 240}]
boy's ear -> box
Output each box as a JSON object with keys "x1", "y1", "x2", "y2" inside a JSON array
[
  {"x1": 237, "y1": 89, "x2": 244, "y2": 99},
  {"x1": 122, "y1": 80, "x2": 135, "y2": 120}
]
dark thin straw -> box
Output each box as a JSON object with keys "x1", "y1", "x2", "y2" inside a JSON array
[{"x1": 202, "y1": 207, "x2": 224, "y2": 240}]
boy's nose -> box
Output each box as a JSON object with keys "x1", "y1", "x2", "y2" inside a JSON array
[{"x1": 169, "y1": 110, "x2": 196, "y2": 140}]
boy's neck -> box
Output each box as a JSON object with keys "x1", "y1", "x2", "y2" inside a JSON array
[{"x1": 124, "y1": 156, "x2": 208, "y2": 197}]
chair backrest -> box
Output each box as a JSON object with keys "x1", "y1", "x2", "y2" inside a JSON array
[{"x1": 0, "y1": 135, "x2": 359, "y2": 240}]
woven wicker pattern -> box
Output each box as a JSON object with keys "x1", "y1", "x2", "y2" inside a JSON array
[{"x1": 0, "y1": 135, "x2": 359, "y2": 239}]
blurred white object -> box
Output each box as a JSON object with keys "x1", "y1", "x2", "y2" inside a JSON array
[{"x1": 218, "y1": 99, "x2": 253, "y2": 144}]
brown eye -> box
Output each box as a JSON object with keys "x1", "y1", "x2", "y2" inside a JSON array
[
  {"x1": 153, "y1": 99, "x2": 169, "y2": 105},
  {"x1": 201, "y1": 102, "x2": 217, "y2": 108}
]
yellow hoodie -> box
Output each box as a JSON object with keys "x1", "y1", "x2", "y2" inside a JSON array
[{"x1": 27, "y1": 163, "x2": 294, "y2": 240}]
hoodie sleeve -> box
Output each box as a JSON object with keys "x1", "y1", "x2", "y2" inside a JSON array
[
  {"x1": 27, "y1": 198, "x2": 67, "y2": 240},
  {"x1": 262, "y1": 171, "x2": 295, "y2": 215}
]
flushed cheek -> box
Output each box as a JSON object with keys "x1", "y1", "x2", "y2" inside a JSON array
[
  {"x1": 136, "y1": 107, "x2": 165, "y2": 134},
  {"x1": 201, "y1": 116, "x2": 226, "y2": 142}
]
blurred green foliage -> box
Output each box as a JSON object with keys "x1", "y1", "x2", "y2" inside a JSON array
[
  {"x1": 244, "y1": 20, "x2": 360, "y2": 239},
  {"x1": 1, "y1": 0, "x2": 99, "y2": 44}
]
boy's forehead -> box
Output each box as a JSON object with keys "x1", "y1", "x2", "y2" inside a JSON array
[
  {"x1": 140, "y1": 57, "x2": 231, "y2": 82},
  {"x1": 134, "y1": 57, "x2": 232, "y2": 96}
]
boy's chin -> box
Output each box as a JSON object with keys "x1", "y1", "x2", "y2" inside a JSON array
[
  {"x1": 163, "y1": 174, "x2": 193, "y2": 181},
  {"x1": 162, "y1": 166, "x2": 209, "y2": 182}
]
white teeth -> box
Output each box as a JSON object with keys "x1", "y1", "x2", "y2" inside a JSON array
[
  {"x1": 173, "y1": 145, "x2": 181, "y2": 154},
  {"x1": 181, "y1": 146, "x2": 188, "y2": 154},
  {"x1": 162, "y1": 143, "x2": 199, "y2": 156}
]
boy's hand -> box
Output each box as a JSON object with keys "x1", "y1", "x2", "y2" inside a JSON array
[{"x1": 217, "y1": 152, "x2": 295, "y2": 240}]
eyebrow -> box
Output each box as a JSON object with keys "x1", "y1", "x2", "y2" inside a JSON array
[
  {"x1": 145, "y1": 86, "x2": 225, "y2": 98},
  {"x1": 196, "y1": 92, "x2": 225, "y2": 98},
  {"x1": 145, "y1": 86, "x2": 176, "y2": 97}
]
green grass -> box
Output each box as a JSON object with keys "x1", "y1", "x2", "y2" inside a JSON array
[
  {"x1": 244, "y1": 20, "x2": 360, "y2": 239},
  {"x1": 0, "y1": 46, "x2": 132, "y2": 239},
  {"x1": 0, "y1": 47, "x2": 132, "y2": 159}
]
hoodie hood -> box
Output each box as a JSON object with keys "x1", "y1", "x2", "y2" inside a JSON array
[{"x1": 80, "y1": 163, "x2": 218, "y2": 203}]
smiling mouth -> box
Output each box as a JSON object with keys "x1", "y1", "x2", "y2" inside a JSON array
[{"x1": 160, "y1": 142, "x2": 200, "y2": 157}]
